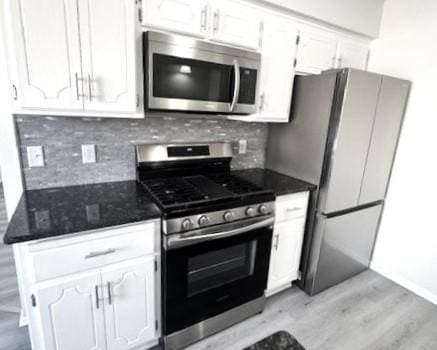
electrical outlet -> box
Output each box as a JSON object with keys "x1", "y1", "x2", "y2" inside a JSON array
[
  {"x1": 27, "y1": 146, "x2": 45, "y2": 167},
  {"x1": 239, "y1": 139, "x2": 247, "y2": 154},
  {"x1": 82, "y1": 144, "x2": 96, "y2": 164}
]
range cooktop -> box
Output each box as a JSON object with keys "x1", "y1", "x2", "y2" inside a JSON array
[
  {"x1": 141, "y1": 173, "x2": 271, "y2": 211},
  {"x1": 136, "y1": 142, "x2": 275, "y2": 219}
]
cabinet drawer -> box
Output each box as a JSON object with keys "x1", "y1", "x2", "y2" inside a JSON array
[
  {"x1": 275, "y1": 192, "x2": 309, "y2": 223},
  {"x1": 31, "y1": 224, "x2": 156, "y2": 281}
]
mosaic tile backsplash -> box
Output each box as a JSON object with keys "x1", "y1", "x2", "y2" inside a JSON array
[{"x1": 15, "y1": 114, "x2": 269, "y2": 190}]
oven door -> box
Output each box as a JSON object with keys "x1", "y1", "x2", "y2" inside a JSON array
[
  {"x1": 163, "y1": 217, "x2": 273, "y2": 335},
  {"x1": 146, "y1": 38, "x2": 259, "y2": 115}
]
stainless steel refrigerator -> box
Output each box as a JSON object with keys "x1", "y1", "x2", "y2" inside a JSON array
[{"x1": 266, "y1": 68, "x2": 410, "y2": 296}]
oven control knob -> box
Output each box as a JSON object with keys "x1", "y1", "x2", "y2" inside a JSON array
[
  {"x1": 181, "y1": 219, "x2": 193, "y2": 231},
  {"x1": 223, "y1": 211, "x2": 234, "y2": 222},
  {"x1": 198, "y1": 215, "x2": 209, "y2": 226},
  {"x1": 258, "y1": 204, "x2": 268, "y2": 215},
  {"x1": 245, "y1": 207, "x2": 255, "y2": 217}
]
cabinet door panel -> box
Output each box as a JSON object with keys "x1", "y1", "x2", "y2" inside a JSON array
[
  {"x1": 143, "y1": 0, "x2": 208, "y2": 37},
  {"x1": 321, "y1": 70, "x2": 381, "y2": 213},
  {"x1": 9, "y1": 0, "x2": 83, "y2": 110},
  {"x1": 338, "y1": 40, "x2": 369, "y2": 70},
  {"x1": 359, "y1": 77, "x2": 410, "y2": 204},
  {"x1": 295, "y1": 29, "x2": 338, "y2": 74},
  {"x1": 257, "y1": 14, "x2": 298, "y2": 122},
  {"x1": 210, "y1": 1, "x2": 261, "y2": 49},
  {"x1": 102, "y1": 257, "x2": 157, "y2": 350},
  {"x1": 78, "y1": 0, "x2": 138, "y2": 113},
  {"x1": 30, "y1": 272, "x2": 105, "y2": 350},
  {"x1": 267, "y1": 219, "x2": 306, "y2": 292}
]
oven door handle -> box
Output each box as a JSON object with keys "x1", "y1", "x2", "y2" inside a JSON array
[
  {"x1": 229, "y1": 59, "x2": 240, "y2": 112},
  {"x1": 165, "y1": 216, "x2": 274, "y2": 250}
]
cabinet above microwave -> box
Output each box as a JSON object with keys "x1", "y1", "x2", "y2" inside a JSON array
[{"x1": 144, "y1": 31, "x2": 260, "y2": 115}]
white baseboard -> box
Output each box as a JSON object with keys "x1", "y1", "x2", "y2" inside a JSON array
[{"x1": 370, "y1": 263, "x2": 437, "y2": 305}]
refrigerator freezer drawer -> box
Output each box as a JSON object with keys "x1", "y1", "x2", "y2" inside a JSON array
[{"x1": 309, "y1": 204, "x2": 382, "y2": 295}]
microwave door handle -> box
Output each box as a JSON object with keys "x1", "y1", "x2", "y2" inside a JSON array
[
  {"x1": 165, "y1": 216, "x2": 274, "y2": 250},
  {"x1": 229, "y1": 59, "x2": 240, "y2": 112}
]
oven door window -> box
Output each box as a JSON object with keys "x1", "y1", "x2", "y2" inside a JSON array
[
  {"x1": 187, "y1": 241, "x2": 257, "y2": 297},
  {"x1": 164, "y1": 226, "x2": 272, "y2": 335},
  {"x1": 153, "y1": 54, "x2": 232, "y2": 103}
]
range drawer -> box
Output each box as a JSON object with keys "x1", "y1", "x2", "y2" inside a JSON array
[
  {"x1": 275, "y1": 191, "x2": 310, "y2": 223},
  {"x1": 29, "y1": 222, "x2": 157, "y2": 282}
]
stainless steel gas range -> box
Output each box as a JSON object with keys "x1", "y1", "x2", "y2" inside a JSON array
[{"x1": 136, "y1": 142, "x2": 275, "y2": 350}]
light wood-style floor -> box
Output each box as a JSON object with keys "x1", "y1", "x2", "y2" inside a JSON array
[{"x1": 0, "y1": 185, "x2": 436, "y2": 350}]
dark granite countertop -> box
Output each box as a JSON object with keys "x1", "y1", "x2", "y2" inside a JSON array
[
  {"x1": 3, "y1": 181, "x2": 161, "y2": 244},
  {"x1": 234, "y1": 168, "x2": 316, "y2": 196}
]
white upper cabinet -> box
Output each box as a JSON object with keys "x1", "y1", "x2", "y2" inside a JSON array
[
  {"x1": 6, "y1": 0, "x2": 141, "y2": 116},
  {"x1": 336, "y1": 39, "x2": 369, "y2": 70},
  {"x1": 30, "y1": 271, "x2": 106, "y2": 350},
  {"x1": 210, "y1": 1, "x2": 262, "y2": 49},
  {"x1": 256, "y1": 13, "x2": 298, "y2": 122},
  {"x1": 102, "y1": 258, "x2": 157, "y2": 350},
  {"x1": 78, "y1": 0, "x2": 139, "y2": 113},
  {"x1": 8, "y1": 0, "x2": 83, "y2": 110},
  {"x1": 143, "y1": 0, "x2": 209, "y2": 37},
  {"x1": 295, "y1": 28, "x2": 338, "y2": 74}
]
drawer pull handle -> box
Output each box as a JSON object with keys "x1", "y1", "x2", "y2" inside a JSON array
[
  {"x1": 285, "y1": 207, "x2": 301, "y2": 212},
  {"x1": 85, "y1": 248, "x2": 116, "y2": 259}
]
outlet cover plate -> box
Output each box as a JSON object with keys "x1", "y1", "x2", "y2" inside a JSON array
[
  {"x1": 239, "y1": 139, "x2": 247, "y2": 154},
  {"x1": 27, "y1": 146, "x2": 45, "y2": 167},
  {"x1": 82, "y1": 144, "x2": 96, "y2": 164}
]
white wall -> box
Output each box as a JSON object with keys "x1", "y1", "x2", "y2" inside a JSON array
[
  {"x1": 258, "y1": 0, "x2": 384, "y2": 37},
  {"x1": 368, "y1": 0, "x2": 437, "y2": 304},
  {"x1": 0, "y1": 5, "x2": 23, "y2": 218}
]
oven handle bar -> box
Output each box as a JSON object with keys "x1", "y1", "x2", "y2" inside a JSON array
[{"x1": 165, "y1": 216, "x2": 274, "y2": 250}]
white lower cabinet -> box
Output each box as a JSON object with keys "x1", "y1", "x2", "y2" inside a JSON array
[
  {"x1": 266, "y1": 192, "x2": 309, "y2": 296},
  {"x1": 30, "y1": 271, "x2": 106, "y2": 350},
  {"x1": 102, "y1": 258, "x2": 158, "y2": 350},
  {"x1": 15, "y1": 221, "x2": 161, "y2": 350}
]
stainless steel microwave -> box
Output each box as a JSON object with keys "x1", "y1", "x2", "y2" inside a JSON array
[{"x1": 144, "y1": 31, "x2": 260, "y2": 115}]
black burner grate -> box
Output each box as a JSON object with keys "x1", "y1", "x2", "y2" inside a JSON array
[
  {"x1": 141, "y1": 173, "x2": 267, "y2": 210},
  {"x1": 206, "y1": 173, "x2": 265, "y2": 194}
]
